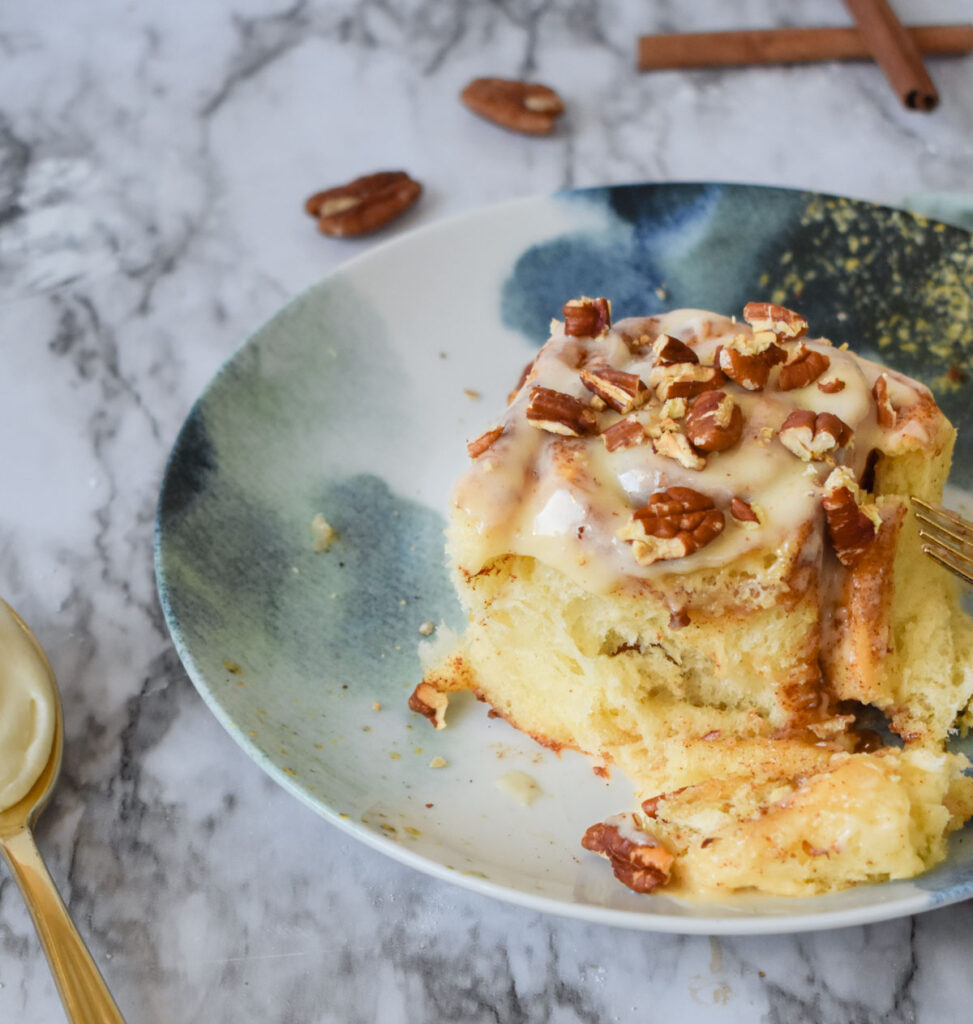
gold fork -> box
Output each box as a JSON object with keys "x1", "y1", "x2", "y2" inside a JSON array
[{"x1": 912, "y1": 497, "x2": 973, "y2": 585}]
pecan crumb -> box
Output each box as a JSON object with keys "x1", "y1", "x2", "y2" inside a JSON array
[
  {"x1": 409, "y1": 682, "x2": 449, "y2": 729},
  {"x1": 311, "y1": 513, "x2": 336, "y2": 552}
]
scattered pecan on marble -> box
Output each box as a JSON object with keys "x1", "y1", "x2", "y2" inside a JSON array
[
  {"x1": 461, "y1": 78, "x2": 564, "y2": 135},
  {"x1": 305, "y1": 171, "x2": 421, "y2": 237}
]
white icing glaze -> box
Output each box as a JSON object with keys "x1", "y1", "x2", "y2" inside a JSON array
[
  {"x1": 0, "y1": 601, "x2": 57, "y2": 812},
  {"x1": 454, "y1": 308, "x2": 937, "y2": 597}
]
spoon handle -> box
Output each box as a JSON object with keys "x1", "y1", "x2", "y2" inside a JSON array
[{"x1": 0, "y1": 827, "x2": 126, "y2": 1024}]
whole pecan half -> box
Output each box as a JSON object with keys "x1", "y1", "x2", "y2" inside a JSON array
[
  {"x1": 742, "y1": 301, "x2": 809, "y2": 339},
  {"x1": 563, "y1": 296, "x2": 611, "y2": 337},
  {"x1": 822, "y1": 467, "x2": 880, "y2": 567},
  {"x1": 461, "y1": 78, "x2": 564, "y2": 135},
  {"x1": 684, "y1": 390, "x2": 743, "y2": 452},
  {"x1": 305, "y1": 171, "x2": 422, "y2": 237},
  {"x1": 581, "y1": 815, "x2": 674, "y2": 894},
  {"x1": 618, "y1": 487, "x2": 724, "y2": 565},
  {"x1": 779, "y1": 409, "x2": 852, "y2": 461},
  {"x1": 525, "y1": 386, "x2": 599, "y2": 436},
  {"x1": 779, "y1": 344, "x2": 830, "y2": 391}
]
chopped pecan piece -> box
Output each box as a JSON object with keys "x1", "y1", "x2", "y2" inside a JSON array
[
  {"x1": 717, "y1": 332, "x2": 786, "y2": 391},
  {"x1": 742, "y1": 302, "x2": 809, "y2": 339},
  {"x1": 603, "y1": 416, "x2": 647, "y2": 452},
  {"x1": 653, "y1": 430, "x2": 705, "y2": 470},
  {"x1": 779, "y1": 409, "x2": 853, "y2": 461},
  {"x1": 581, "y1": 815, "x2": 674, "y2": 894},
  {"x1": 822, "y1": 466, "x2": 880, "y2": 568},
  {"x1": 648, "y1": 362, "x2": 725, "y2": 401},
  {"x1": 562, "y1": 296, "x2": 611, "y2": 338},
  {"x1": 461, "y1": 78, "x2": 564, "y2": 135},
  {"x1": 618, "y1": 487, "x2": 724, "y2": 565},
  {"x1": 652, "y1": 333, "x2": 699, "y2": 366},
  {"x1": 579, "y1": 367, "x2": 649, "y2": 414},
  {"x1": 525, "y1": 386, "x2": 599, "y2": 436},
  {"x1": 408, "y1": 682, "x2": 449, "y2": 730},
  {"x1": 779, "y1": 344, "x2": 831, "y2": 391},
  {"x1": 872, "y1": 373, "x2": 897, "y2": 428},
  {"x1": 507, "y1": 359, "x2": 536, "y2": 405},
  {"x1": 305, "y1": 171, "x2": 422, "y2": 237},
  {"x1": 684, "y1": 390, "x2": 743, "y2": 452},
  {"x1": 467, "y1": 426, "x2": 504, "y2": 459},
  {"x1": 817, "y1": 377, "x2": 846, "y2": 394},
  {"x1": 730, "y1": 497, "x2": 760, "y2": 524}
]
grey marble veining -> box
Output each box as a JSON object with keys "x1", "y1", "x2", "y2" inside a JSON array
[{"x1": 3, "y1": 1, "x2": 973, "y2": 1021}]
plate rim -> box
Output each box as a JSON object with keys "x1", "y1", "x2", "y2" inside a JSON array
[{"x1": 154, "y1": 179, "x2": 973, "y2": 934}]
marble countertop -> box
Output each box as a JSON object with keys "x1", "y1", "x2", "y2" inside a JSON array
[{"x1": 3, "y1": 1, "x2": 973, "y2": 1020}]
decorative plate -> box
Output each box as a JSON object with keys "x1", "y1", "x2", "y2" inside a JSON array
[{"x1": 156, "y1": 183, "x2": 973, "y2": 934}]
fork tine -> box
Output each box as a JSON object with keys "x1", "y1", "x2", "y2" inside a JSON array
[
  {"x1": 917, "y1": 516, "x2": 973, "y2": 557},
  {"x1": 918, "y1": 528, "x2": 973, "y2": 568},
  {"x1": 911, "y1": 496, "x2": 973, "y2": 585},
  {"x1": 921, "y1": 542, "x2": 973, "y2": 586},
  {"x1": 912, "y1": 497, "x2": 973, "y2": 539}
]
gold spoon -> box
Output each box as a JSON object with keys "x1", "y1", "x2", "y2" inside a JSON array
[{"x1": 0, "y1": 600, "x2": 125, "y2": 1023}]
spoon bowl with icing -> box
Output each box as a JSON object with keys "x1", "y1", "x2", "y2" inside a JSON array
[{"x1": 0, "y1": 599, "x2": 125, "y2": 1023}]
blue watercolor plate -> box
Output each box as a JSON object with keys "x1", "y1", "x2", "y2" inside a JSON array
[{"x1": 155, "y1": 183, "x2": 973, "y2": 933}]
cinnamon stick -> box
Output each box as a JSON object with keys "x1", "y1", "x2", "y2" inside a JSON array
[
  {"x1": 844, "y1": 0, "x2": 939, "y2": 109},
  {"x1": 637, "y1": 24, "x2": 973, "y2": 73}
]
